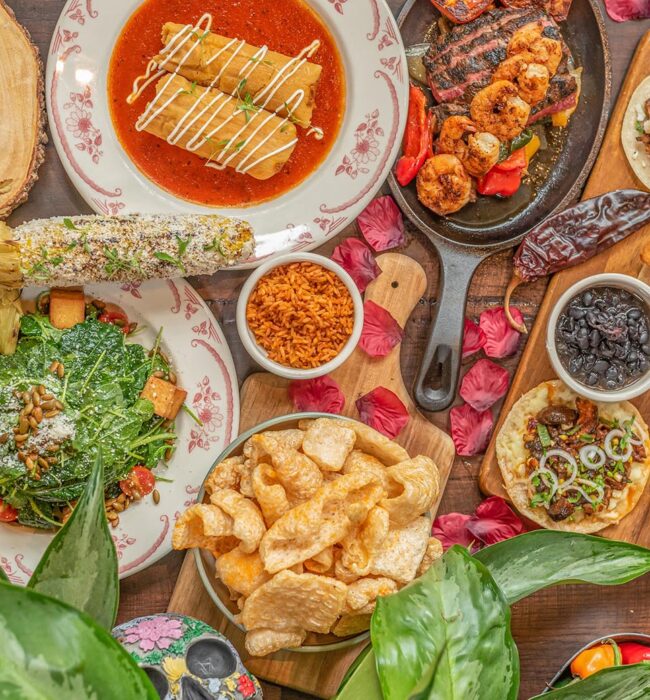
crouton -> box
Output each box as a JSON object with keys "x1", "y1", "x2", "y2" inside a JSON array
[
  {"x1": 141, "y1": 375, "x2": 187, "y2": 420},
  {"x1": 49, "y1": 288, "x2": 85, "y2": 329}
]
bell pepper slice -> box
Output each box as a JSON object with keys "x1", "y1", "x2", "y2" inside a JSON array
[
  {"x1": 495, "y1": 148, "x2": 527, "y2": 173},
  {"x1": 524, "y1": 133, "x2": 541, "y2": 164},
  {"x1": 477, "y1": 167, "x2": 522, "y2": 197},
  {"x1": 429, "y1": 0, "x2": 493, "y2": 23},
  {"x1": 396, "y1": 85, "x2": 433, "y2": 187}
]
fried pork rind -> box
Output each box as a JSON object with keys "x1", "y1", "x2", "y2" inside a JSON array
[
  {"x1": 416, "y1": 537, "x2": 444, "y2": 577},
  {"x1": 245, "y1": 628, "x2": 307, "y2": 656},
  {"x1": 344, "y1": 577, "x2": 398, "y2": 615},
  {"x1": 299, "y1": 418, "x2": 409, "y2": 465},
  {"x1": 172, "y1": 504, "x2": 234, "y2": 551},
  {"x1": 332, "y1": 614, "x2": 372, "y2": 637},
  {"x1": 204, "y1": 456, "x2": 245, "y2": 494},
  {"x1": 343, "y1": 451, "x2": 389, "y2": 491},
  {"x1": 339, "y1": 506, "x2": 389, "y2": 576},
  {"x1": 209, "y1": 489, "x2": 266, "y2": 554},
  {"x1": 301, "y1": 417, "x2": 356, "y2": 471},
  {"x1": 239, "y1": 460, "x2": 255, "y2": 498},
  {"x1": 381, "y1": 456, "x2": 440, "y2": 526},
  {"x1": 252, "y1": 463, "x2": 291, "y2": 526},
  {"x1": 270, "y1": 445, "x2": 323, "y2": 500},
  {"x1": 244, "y1": 430, "x2": 304, "y2": 466},
  {"x1": 215, "y1": 547, "x2": 270, "y2": 597},
  {"x1": 369, "y1": 516, "x2": 431, "y2": 584},
  {"x1": 304, "y1": 546, "x2": 334, "y2": 574},
  {"x1": 241, "y1": 570, "x2": 347, "y2": 634},
  {"x1": 259, "y1": 471, "x2": 384, "y2": 574}
]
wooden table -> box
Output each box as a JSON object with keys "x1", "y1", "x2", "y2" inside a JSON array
[{"x1": 8, "y1": 1, "x2": 650, "y2": 697}]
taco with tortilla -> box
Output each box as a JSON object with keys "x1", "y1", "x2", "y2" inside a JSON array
[
  {"x1": 496, "y1": 380, "x2": 650, "y2": 533},
  {"x1": 622, "y1": 75, "x2": 650, "y2": 190}
]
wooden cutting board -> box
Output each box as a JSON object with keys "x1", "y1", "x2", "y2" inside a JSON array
[
  {"x1": 168, "y1": 253, "x2": 455, "y2": 697},
  {"x1": 479, "y1": 31, "x2": 650, "y2": 546}
]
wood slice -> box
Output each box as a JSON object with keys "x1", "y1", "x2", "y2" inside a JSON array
[{"x1": 0, "y1": 0, "x2": 47, "y2": 219}]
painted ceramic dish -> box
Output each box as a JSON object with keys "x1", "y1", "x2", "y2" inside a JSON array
[
  {"x1": 45, "y1": 0, "x2": 407, "y2": 266},
  {"x1": 0, "y1": 279, "x2": 239, "y2": 582},
  {"x1": 113, "y1": 613, "x2": 262, "y2": 699}
]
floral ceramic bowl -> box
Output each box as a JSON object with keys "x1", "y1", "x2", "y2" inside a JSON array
[{"x1": 112, "y1": 613, "x2": 262, "y2": 699}]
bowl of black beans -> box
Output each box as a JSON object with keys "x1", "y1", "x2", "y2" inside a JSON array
[{"x1": 547, "y1": 273, "x2": 650, "y2": 402}]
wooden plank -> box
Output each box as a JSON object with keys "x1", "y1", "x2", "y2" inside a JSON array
[
  {"x1": 168, "y1": 253, "x2": 455, "y2": 697},
  {"x1": 479, "y1": 31, "x2": 650, "y2": 544}
]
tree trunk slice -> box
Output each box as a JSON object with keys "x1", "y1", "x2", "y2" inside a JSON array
[{"x1": 0, "y1": 0, "x2": 47, "y2": 219}]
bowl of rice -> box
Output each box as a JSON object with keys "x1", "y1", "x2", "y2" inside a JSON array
[{"x1": 236, "y1": 252, "x2": 363, "y2": 379}]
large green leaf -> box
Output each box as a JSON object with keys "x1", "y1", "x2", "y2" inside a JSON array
[
  {"x1": 530, "y1": 664, "x2": 650, "y2": 699},
  {"x1": 0, "y1": 582, "x2": 157, "y2": 699},
  {"x1": 27, "y1": 452, "x2": 119, "y2": 629},
  {"x1": 335, "y1": 646, "x2": 382, "y2": 700},
  {"x1": 475, "y1": 531, "x2": 650, "y2": 604},
  {"x1": 371, "y1": 546, "x2": 519, "y2": 700}
]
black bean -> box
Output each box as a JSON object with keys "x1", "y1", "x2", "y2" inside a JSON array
[
  {"x1": 582, "y1": 291, "x2": 594, "y2": 306},
  {"x1": 594, "y1": 360, "x2": 609, "y2": 374},
  {"x1": 569, "y1": 307, "x2": 586, "y2": 320},
  {"x1": 640, "y1": 331, "x2": 649, "y2": 344},
  {"x1": 628, "y1": 308, "x2": 642, "y2": 320},
  {"x1": 585, "y1": 372, "x2": 599, "y2": 386}
]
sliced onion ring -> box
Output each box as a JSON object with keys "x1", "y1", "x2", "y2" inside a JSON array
[
  {"x1": 528, "y1": 468, "x2": 559, "y2": 500},
  {"x1": 561, "y1": 480, "x2": 604, "y2": 506},
  {"x1": 579, "y1": 445, "x2": 606, "y2": 470},
  {"x1": 540, "y1": 449, "x2": 578, "y2": 488},
  {"x1": 604, "y1": 429, "x2": 633, "y2": 462},
  {"x1": 629, "y1": 435, "x2": 644, "y2": 446}
]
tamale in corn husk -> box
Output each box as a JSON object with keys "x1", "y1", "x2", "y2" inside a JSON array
[{"x1": 156, "y1": 22, "x2": 322, "y2": 128}]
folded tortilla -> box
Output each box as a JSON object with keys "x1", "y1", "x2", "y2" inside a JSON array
[
  {"x1": 622, "y1": 75, "x2": 650, "y2": 191},
  {"x1": 137, "y1": 74, "x2": 298, "y2": 181},
  {"x1": 155, "y1": 22, "x2": 323, "y2": 128}
]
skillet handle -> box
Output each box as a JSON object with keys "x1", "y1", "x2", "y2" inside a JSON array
[{"x1": 414, "y1": 248, "x2": 484, "y2": 413}]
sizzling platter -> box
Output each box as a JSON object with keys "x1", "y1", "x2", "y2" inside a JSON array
[{"x1": 46, "y1": 0, "x2": 408, "y2": 265}]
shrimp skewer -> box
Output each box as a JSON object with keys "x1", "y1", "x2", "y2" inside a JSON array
[
  {"x1": 437, "y1": 116, "x2": 500, "y2": 177},
  {"x1": 492, "y1": 55, "x2": 550, "y2": 106}
]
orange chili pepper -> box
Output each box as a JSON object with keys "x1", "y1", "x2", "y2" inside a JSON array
[{"x1": 570, "y1": 642, "x2": 620, "y2": 679}]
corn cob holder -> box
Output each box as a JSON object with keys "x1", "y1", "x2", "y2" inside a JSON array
[{"x1": 0, "y1": 214, "x2": 254, "y2": 354}]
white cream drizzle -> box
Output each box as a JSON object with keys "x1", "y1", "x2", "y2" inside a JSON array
[{"x1": 127, "y1": 13, "x2": 323, "y2": 175}]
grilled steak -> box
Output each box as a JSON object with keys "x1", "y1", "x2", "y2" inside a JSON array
[{"x1": 424, "y1": 7, "x2": 577, "y2": 121}]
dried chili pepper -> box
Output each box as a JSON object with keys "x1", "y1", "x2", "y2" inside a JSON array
[{"x1": 504, "y1": 190, "x2": 650, "y2": 333}]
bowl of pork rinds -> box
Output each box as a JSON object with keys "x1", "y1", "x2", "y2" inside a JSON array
[{"x1": 172, "y1": 413, "x2": 444, "y2": 657}]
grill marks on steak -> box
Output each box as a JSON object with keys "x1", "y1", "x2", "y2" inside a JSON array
[{"x1": 424, "y1": 7, "x2": 577, "y2": 119}]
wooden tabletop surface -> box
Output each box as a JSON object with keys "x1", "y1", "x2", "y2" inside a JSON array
[{"x1": 8, "y1": 1, "x2": 650, "y2": 697}]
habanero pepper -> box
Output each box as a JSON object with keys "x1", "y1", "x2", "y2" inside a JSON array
[
  {"x1": 396, "y1": 85, "x2": 434, "y2": 187},
  {"x1": 570, "y1": 641, "x2": 621, "y2": 680},
  {"x1": 619, "y1": 642, "x2": 650, "y2": 665}
]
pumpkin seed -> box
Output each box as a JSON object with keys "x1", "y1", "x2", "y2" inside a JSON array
[
  {"x1": 153, "y1": 489, "x2": 160, "y2": 505},
  {"x1": 32, "y1": 407, "x2": 43, "y2": 423}
]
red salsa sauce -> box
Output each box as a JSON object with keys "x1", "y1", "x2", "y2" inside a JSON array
[{"x1": 107, "y1": 0, "x2": 345, "y2": 207}]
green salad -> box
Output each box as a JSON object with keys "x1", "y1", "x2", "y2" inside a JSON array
[{"x1": 0, "y1": 307, "x2": 177, "y2": 529}]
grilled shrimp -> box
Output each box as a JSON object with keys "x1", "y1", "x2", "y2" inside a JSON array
[
  {"x1": 508, "y1": 22, "x2": 563, "y2": 76},
  {"x1": 437, "y1": 116, "x2": 476, "y2": 160},
  {"x1": 437, "y1": 116, "x2": 500, "y2": 177},
  {"x1": 470, "y1": 81, "x2": 531, "y2": 142},
  {"x1": 416, "y1": 154, "x2": 473, "y2": 216},
  {"x1": 492, "y1": 55, "x2": 550, "y2": 106}
]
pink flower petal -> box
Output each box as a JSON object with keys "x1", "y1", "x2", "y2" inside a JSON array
[
  {"x1": 356, "y1": 195, "x2": 406, "y2": 252},
  {"x1": 466, "y1": 496, "x2": 525, "y2": 546},
  {"x1": 462, "y1": 318, "x2": 486, "y2": 358},
  {"x1": 288, "y1": 376, "x2": 345, "y2": 414},
  {"x1": 359, "y1": 300, "x2": 404, "y2": 357},
  {"x1": 355, "y1": 386, "x2": 409, "y2": 439},
  {"x1": 479, "y1": 306, "x2": 523, "y2": 358},
  {"x1": 431, "y1": 512, "x2": 475, "y2": 551},
  {"x1": 604, "y1": 0, "x2": 650, "y2": 21},
  {"x1": 459, "y1": 359, "x2": 510, "y2": 412},
  {"x1": 449, "y1": 403, "x2": 494, "y2": 456},
  {"x1": 331, "y1": 238, "x2": 381, "y2": 293}
]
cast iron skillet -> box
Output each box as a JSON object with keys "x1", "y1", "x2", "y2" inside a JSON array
[{"x1": 388, "y1": 0, "x2": 611, "y2": 412}]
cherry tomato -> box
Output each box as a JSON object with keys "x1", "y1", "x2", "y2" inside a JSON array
[
  {"x1": 98, "y1": 311, "x2": 130, "y2": 335},
  {"x1": 0, "y1": 499, "x2": 18, "y2": 522},
  {"x1": 119, "y1": 466, "x2": 156, "y2": 498}
]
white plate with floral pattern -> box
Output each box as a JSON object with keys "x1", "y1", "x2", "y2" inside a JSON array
[
  {"x1": 0, "y1": 279, "x2": 239, "y2": 582},
  {"x1": 45, "y1": 0, "x2": 407, "y2": 266}
]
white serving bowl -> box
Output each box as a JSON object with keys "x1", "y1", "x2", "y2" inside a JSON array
[
  {"x1": 546, "y1": 273, "x2": 650, "y2": 402},
  {"x1": 235, "y1": 252, "x2": 363, "y2": 379}
]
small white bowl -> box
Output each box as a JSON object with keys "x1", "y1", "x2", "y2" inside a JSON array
[
  {"x1": 546, "y1": 273, "x2": 650, "y2": 402},
  {"x1": 236, "y1": 252, "x2": 363, "y2": 379}
]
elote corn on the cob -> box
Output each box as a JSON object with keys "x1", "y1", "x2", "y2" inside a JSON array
[{"x1": 10, "y1": 214, "x2": 254, "y2": 287}]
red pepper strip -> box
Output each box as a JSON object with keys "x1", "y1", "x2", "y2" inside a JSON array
[
  {"x1": 98, "y1": 311, "x2": 130, "y2": 334},
  {"x1": 396, "y1": 86, "x2": 433, "y2": 186},
  {"x1": 477, "y1": 168, "x2": 522, "y2": 197},
  {"x1": 494, "y1": 148, "x2": 527, "y2": 172},
  {"x1": 0, "y1": 499, "x2": 18, "y2": 522},
  {"x1": 619, "y1": 643, "x2": 650, "y2": 665},
  {"x1": 429, "y1": 0, "x2": 493, "y2": 23}
]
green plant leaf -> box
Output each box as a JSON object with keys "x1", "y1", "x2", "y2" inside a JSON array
[
  {"x1": 371, "y1": 546, "x2": 519, "y2": 700},
  {"x1": 475, "y1": 531, "x2": 650, "y2": 605},
  {"x1": 335, "y1": 646, "x2": 382, "y2": 700},
  {"x1": 530, "y1": 664, "x2": 650, "y2": 699},
  {"x1": 0, "y1": 582, "x2": 157, "y2": 699},
  {"x1": 0, "y1": 567, "x2": 7, "y2": 583},
  {"x1": 27, "y1": 451, "x2": 119, "y2": 628}
]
